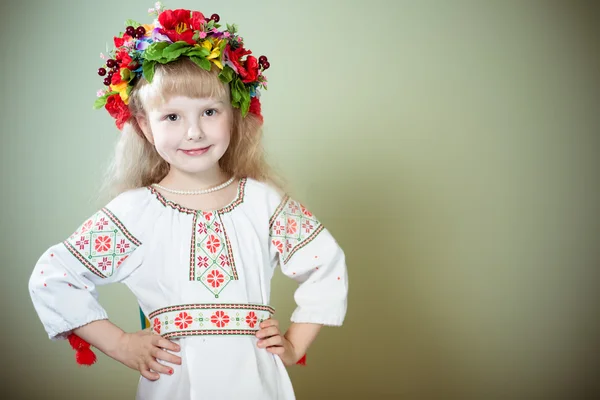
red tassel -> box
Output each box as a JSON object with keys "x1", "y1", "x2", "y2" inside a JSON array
[
  {"x1": 67, "y1": 333, "x2": 97, "y2": 366},
  {"x1": 296, "y1": 354, "x2": 306, "y2": 366},
  {"x1": 75, "y1": 347, "x2": 97, "y2": 366}
]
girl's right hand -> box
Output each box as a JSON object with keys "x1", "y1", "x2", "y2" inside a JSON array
[{"x1": 115, "y1": 329, "x2": 182, "y2": 381}]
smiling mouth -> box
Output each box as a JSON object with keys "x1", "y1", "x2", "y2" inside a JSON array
[{"x1": 181, "y1": 146, "x2": 211, "y2": 156}]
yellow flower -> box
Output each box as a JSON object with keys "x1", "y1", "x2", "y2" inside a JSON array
[
  {"x1": 197, "y1": 39, "x2": 223, "y2": 69},
  {"x1": 142, "y1": 24, "x2": 154, "y2": 38},
  {"x1": 109, "y1": 81, "x2": 129, "y2": 104}
]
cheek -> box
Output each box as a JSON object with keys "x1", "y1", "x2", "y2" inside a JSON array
[{"x1": 152, "y1": 128, "x2": 180, "y2": 151}]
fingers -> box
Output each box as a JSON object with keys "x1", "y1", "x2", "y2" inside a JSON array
[
  {"x1": 257, "y1": 334, "x2": 283, "y2": 348},
  {"x1": 140, "y1": 367, "x2": 160, "y2": 381},
  {"x1": 152, "y1": 348, "x2": 182, "y2": 365},
  {"x1": 155, "y1": 337, "x2": 181, "y2": 353},
  {"x1": 259, "y1": 318, "x2": 279, "y2": 329},
  {"x1": 256, "y1": 326, "x2": 280, "y2": 339},
  {"x1": 148, "y1": 359, "x2": 174, "y2": 377}
]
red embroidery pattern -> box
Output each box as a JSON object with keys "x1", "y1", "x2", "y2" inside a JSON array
[
  {"x1": 148, "y1": 303, "x2": 274, "y2": 339},
  {"x1": 63, "y1": 208, "x2": 140, "y2": 278},
  {"x1": 269, "y1": 196, "x2": 324, "y2": 264}
]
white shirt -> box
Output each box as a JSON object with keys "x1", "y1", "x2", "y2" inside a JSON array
[{"x1": 29, "y1": 178, "x2": 348, "y2": 399}]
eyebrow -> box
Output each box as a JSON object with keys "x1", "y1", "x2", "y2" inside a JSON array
[{"x1": 155, "y1": 100, "x2": 226, "y2": 113}]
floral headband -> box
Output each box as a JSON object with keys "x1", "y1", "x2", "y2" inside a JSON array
[{"x1": 94, "y1": 2, "x2": 269, "y2": 129}]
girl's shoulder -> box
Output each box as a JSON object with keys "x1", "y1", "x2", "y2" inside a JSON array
[
  {"x1": 244, "y1": 177, "x2": 287, "y2": 209},
  {"x1": 104, "y1": 187, "x2": 152, "y2": 215}
]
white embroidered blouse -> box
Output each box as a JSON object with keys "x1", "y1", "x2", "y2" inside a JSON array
[{"x1": 29, "y1": 177, "x2": 348, "y2": 400}]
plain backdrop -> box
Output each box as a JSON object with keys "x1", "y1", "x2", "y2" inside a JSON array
[{"x1": 1, "y1": 1, "x2": 599, "y2": 399}]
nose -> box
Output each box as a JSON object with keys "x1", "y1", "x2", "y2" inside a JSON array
[{"x1": 186, "y1": 122, "x2": 204, "y2": 141}]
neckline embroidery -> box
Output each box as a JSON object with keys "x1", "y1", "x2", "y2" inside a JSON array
[{"x1": 147, "y1": 178, "x2": 248, "y2": 215}]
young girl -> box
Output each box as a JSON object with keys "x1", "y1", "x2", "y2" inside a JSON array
[{"x1": 28, "y1": 3, "x2": 348, "y2": 399}]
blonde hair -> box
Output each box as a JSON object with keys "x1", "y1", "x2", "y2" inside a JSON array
[{"x1": 99, "y1": 58, "x2": 282, "y2": 201}]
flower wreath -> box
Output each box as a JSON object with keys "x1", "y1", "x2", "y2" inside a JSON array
[{"x1": 93, "y1": 2, "x2": 269, "y2": 130}]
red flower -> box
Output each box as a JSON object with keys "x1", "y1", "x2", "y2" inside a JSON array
[
  {"x1": 245, "y1": 312, "x2": 258, "y2": 328},
  {"x1": 105, "y1": 94, "x2": 131, "y2": 130},
  {"x1": 111, "y1": 72, "x2": 122, "y2": 85},
  {"x1": 211, "y1": 311, "x2": 230, "y2": 328},
  {"x1": 113, "y1": 33, "x2": 132, "y2": 48},
  {"x1": 94, "y1": 236, "x2": 112, "y2": 252},
  {"x1": 225, "y1": 44, "x2": 252, "y2": 75},
  {"x1": 242, "y1": 56, "x2": 259, "y2": 83},
  {"x1": 272, "y1": 239, "x2": 283, "y2": 254},
  {"x1": 153, "y1": 318, "x2": 161, "y2": 334},
  {"x1": 206, "y1": 269, "x2": 224, "y2": 288},
  {"x1": 286, "y1": 218, "x2": 298, "y2": 235},
  {"x1": 249, "y1": 97, "x2": 262, "y2": 121},
  {"x1": 158, "y1": 9, "x2": 204, "y2": 45},
  {"x1": 115, "y1": 49, "x2": 135, "y2": 69},
  {"x1": 205, "y1": 234, "x2": 221, "y2": 254},
  {"x1": 301, "y1": 205, "x2": 313, "y2": 217},
  {"x1": 174, "y1": 312, "x2": 193, "y2": 329}
]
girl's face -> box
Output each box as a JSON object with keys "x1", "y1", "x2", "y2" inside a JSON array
[{"x1": 138, "y1": 96, "x2": 233, "y2": 176}]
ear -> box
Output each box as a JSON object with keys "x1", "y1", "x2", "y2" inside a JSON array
[{"x1": 135, "y1": 115, "x2": 154, "y2": 145}]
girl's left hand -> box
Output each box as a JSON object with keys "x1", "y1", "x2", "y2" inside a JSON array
[{"x1": 256, "y1": 318, "x2": 301, "y2": 366}]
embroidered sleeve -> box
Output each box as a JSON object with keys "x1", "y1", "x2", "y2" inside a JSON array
[
  {"x1": 269, "y1": 196, "x2": 325, "y2": 265},
  {"x1": 269, "y1": 196, "x2": 348, "y2": 326},
  {"x1": 29, "y1": 207, "x2": 143, "y2": 340},
  {"x1": 63, "y1": 207, "x2": 141, "y2": 279}
]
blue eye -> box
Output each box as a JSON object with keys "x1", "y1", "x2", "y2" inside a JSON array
[{"x1": 203, "y1": 109, "x2": 217, "y2": 117}]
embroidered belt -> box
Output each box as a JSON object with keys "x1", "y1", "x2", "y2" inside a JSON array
[{"x1": 147, "y1": 303, "x2": 275, "y2": 339}]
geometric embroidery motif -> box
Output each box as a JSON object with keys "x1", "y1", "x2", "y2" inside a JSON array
[
  {"x1": 269, "y1": 196, "x2": 324, "y2": 265},
  {"x1": 63, "y1": 207, "x2": 141, "y2": 279},
  {"x1": 148, "y1": 303, "x2": 274, "y2": 339},
  {"x1": 189, "y1": 211, "x2": 238, "y2": 298}
]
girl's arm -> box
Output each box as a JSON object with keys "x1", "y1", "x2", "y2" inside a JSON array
[
  {"x1": 256, "y1": 319, "x2": 322, "y2": 365},
  {"x1": 283, "y1": 322, "x2": 322, "y2": 360},
  {"x1": 74, "y1": 320, "x2": 182, "y2": 380}
]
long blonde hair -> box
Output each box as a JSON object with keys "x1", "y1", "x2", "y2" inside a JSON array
[{"x1": 99, "y1": 58, "x2": 281, "y2": 201}]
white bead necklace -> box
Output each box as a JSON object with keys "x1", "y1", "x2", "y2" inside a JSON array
[{"x1": 152, "y1": 177, "x2": 236, "y2": 195}]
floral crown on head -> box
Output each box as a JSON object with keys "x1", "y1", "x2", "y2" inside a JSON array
[{"x1": 94, "y1": 2, "x2": 269, "y2": 130}]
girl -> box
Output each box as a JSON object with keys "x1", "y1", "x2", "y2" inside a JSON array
[{"x1": 28, "y1": 3, "x2": 348, "y2": 400}]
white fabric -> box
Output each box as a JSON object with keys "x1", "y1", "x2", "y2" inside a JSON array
[{"x1": 29, "y1": 178, "x2": 348, "y2": 400}]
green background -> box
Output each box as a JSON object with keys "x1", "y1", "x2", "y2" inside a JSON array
[{"x1": 1, "y1": 0, "x2": 599, "y2": 399}]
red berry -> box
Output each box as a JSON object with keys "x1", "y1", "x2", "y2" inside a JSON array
[
  {"x1": 135, "y1": 32, "x2": 144, "y2": 39},
  {"x1": 136, "y1": 26, "x2": 146, "y2": 36},
  {"x1": 126, "y1": 26, "x2": 136, "y2": 36},
  {"x1": 106, "y1": 59, "x2": 116, "y2": 68},
  {"x1": 210, "y1": 13, "x2": 220, "y2": 22},
  {"x1": 107, "y1": 71, "x2": 114, "y2": 78},
  {"x1": 259, "y1": 56, "x2": 267, "y2": 64},
  {"x1": 112, "y1": 64, "x2": 120, "y2": 72},
  {"x1": 262, "y1": 61, "x2": 270, "y2": 70},
  {"x1": 98, "y1": 68, "x2": 107, "y2": 76},
  {"x1": 103, "y1": 77, "x2": 111, "y2": 86}
]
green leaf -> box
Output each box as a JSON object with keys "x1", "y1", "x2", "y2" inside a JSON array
[
  {"x1": 218, "y1": 66, "x2": 234, "y2": 83},
  {"x1": 125, "y1": 19, "x2": 141, "y2": 28},
  {"x1": 93, "y1": 91, "x2": 118, "y2": 109},
  {"x1": 143, "y1": 42, "x2": 170, "y2": 62},
  {"x1": 190, "y1": 56, "x2": 211, "y2": 71},
  {"x1": 185, "y1": 47, "x2": 210, "y2": 57},
  {"x1": 162, "y1": 42, "x2": 192, "y2": 61},
  {"x1": 120, "y1": 68, "x2": 132, "y2": 82},
  {"x1": 94, "y1": 96, "x2": 108, "y2": 109},
  {"x1": 142, "y1": 60, "x2": 157, "y2": 82}
]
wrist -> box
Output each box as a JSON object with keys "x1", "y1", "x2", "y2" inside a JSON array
[
  {"x1": 284, "y1": 332, "x2": 306, "y2": 363},
  {"x1": 105, "y1": 330, "x2": 128, "y2": 362}
]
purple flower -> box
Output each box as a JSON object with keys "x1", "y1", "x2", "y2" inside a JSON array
[
  {"x1": 136, "y1": 39, "x2": 152, "y2": 51},
  {"x1": 151, "y1": 27, "x2": 172, "y2": 43}
]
